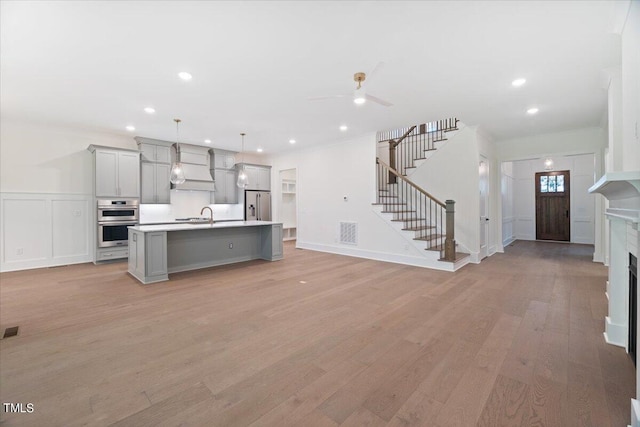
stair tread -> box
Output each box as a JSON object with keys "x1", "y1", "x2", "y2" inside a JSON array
[
  {"x1": 444, "y1": 127, "x2": 459, "y2": 133},
  {"x1": 402, "y1": 225, "x2": 436, "y2": 231},
  {"x1": 439, "y1": 252, "x2": 469, "y2": 262},
  {"x1": 373, "y1": 203, "x2": 406, "y2": 205},
  {"x1": 414, "y1": 234, "x2": 444, "y2": 241},
  {"x1": 391, "y1": 218, "x2": 425, "y2": 222},
  {"x1": 383, "y1": 210, "x2": 416, "y2": 213}
]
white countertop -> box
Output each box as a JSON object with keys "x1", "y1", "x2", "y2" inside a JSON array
[{"x1": 129, "y1": 220, "x2": 282, "y2": 233}]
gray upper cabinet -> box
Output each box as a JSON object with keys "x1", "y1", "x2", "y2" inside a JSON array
[
  {"x1": 91, "y1": 147, "x2": 140, "y2": 198},
  {"x1": 140, "y1": 143, "x2": 170, "y2": 164},
  {"x1": 212, "y1": 169, "x2": 238, "y2": 204},
  {"x1": 136, "y1": 138, "x2": 173, "y2": 204},
  {"x1": 141, "y1": 162, "x2": 171, "y2": 204},
  {"x1": 241, "y1": 164, "x2": 271, "y2": 191},
  {"x1": 211, "y1": 149, "x2": 238, "y2": 204}
]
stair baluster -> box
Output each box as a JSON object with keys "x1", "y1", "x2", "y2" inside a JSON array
[{"x1": 375, "y1": 157, "x2": 456, "y2": 261}]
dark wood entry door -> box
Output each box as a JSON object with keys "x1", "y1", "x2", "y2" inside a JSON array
[{"x1": 535, "y1": 170, "x2": 570, "y2": 241}]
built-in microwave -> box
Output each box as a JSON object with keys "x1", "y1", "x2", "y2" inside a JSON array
[{"x1": 97, "y1": 199, "x2": 139, "y2": 222}]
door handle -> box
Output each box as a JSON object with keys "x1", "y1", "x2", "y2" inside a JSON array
[
  {"x1": 485, "y1": 218, "x2": 490, "y2": 222},
  {"x1": 566, "y1": 210, "x2": 569, "y2": 218}
]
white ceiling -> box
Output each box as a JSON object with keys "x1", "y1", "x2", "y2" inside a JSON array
[{"x1": 0, "y1": 1, "x2": 623, "y2": 154}]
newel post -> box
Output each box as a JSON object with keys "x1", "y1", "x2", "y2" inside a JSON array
[{"x1": 444, "y1": 200, "x2": 456, "y2": 261}]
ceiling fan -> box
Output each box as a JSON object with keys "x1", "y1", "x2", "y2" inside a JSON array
[{"x1": 308, "y1": 62, "x2": 393, "y2": 107}]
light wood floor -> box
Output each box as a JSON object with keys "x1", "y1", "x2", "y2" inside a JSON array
[{"x1": 0, "y1": 241, "x2": 635, "y2": 426}]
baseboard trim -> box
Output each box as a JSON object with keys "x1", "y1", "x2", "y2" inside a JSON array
[
  {"x1": 0, "y1": 256, "x2": 92, "y2": 273},
  {"x1": 296, "y1": 241, "x2": 458, "y2": 272},
  {"x1": 603, "y1": 316, "x2": 627, "y2": 348},
  {"x1": 502, "y1": 236, "x2": 516, "y2": 247}
]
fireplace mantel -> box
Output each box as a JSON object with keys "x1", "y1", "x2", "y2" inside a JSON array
[{"x1": 589, "y1": 171, "x2": 640, "y2": 201}]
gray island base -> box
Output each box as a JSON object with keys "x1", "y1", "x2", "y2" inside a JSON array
[{"x1": 127, "y1": 221, "x2": 283, "y2": 284}]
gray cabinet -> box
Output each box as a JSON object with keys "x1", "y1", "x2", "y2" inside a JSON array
[
  {"x1": 213, "y1": 150, "x2": 236, "y2": 169},
  {"x1": 240, "y1": 164, "x2": 271, "y2": 191},
  {"x1": 140, "y1": 143, "x2": 170, "y2": 164},
  {"x1": 91, "y1": 147, "x2": 140, "y2": 198},
  {"x1": 141, "y1": 162, "x2": 171, "y2": 204},
  {"x1": 212, "y1": 169, "x2": 238, "y2": 204},
  {"x1": 128, "y1": 229, "x2": 168, "y2": 284},
  {"x1": 211, "y1": 149, "x2": 239, "y2": 204},
  {"x1": 136, "y1": 139, "x2": 172, "y2": 204}
]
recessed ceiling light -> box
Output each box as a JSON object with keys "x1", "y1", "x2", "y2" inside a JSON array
[
  {"x1": 512, "y1": 78, "x2": 526, "y2": 87},
  {"x1": 144, "y1": 107, "x2": 156, "y2": 114},
  {"x1": 178, "y1": 72, "x2": 192, "y2": 81},
  {"x1": 257, "y1": 147, "x2": 263, "y2": 153},
  {"x1": 527, "y1": 107, "x2": 539, "y2": 115},
  {"x1": 339, "y1": 125, "x2": 348, "y2": 131},
  {"x1": 289, "y1": 139, "x2": 296, "y2": 144},
  {"x1": 126, "y1": 125, "x2": 135, "y2": 131},
  {"x1": 204, "y1": 139, "x2": 211, "y2": 144}
]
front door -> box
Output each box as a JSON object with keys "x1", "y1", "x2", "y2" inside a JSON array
[{"x1": 535, "y1": 170, "x2": 570, "y2": 241}]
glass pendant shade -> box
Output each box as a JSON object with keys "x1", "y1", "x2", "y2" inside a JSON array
[
  {"x1": 170, "y1": 118, "x2": 186, "y2": 185},
  {"x1": 236, "y1": 132, "x2": 248, "y2": 188},
  {"x1": 170, "y1": 162, "x2": 186, "y2": 184},
  {"x1": 236, "y1": 168, "x2": 248, "y2": 188}
]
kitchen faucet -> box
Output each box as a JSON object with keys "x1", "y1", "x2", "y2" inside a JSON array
[{"x1": 200, "y1": 206, "x2": 214, "y2": 224}]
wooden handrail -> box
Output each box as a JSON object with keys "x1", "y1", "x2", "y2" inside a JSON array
[
  {"x1": 376, "y1": 157, "x2": 446, "y2": 208},
  {"x1": 389, "y1": 125, "x2": 417, "y2": 149}
]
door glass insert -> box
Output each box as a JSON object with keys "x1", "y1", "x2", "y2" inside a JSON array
[{"x1": 539, "y1": 174, "x2": 564, "y2": 193}]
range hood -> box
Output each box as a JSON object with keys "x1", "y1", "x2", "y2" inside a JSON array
[{"x1": 172, "y1": 143, "x2": 216, "y2": 191}]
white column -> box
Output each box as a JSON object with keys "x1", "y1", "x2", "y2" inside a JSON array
[{"x1": 604, "y1": 217, "x2": 628, "y2": 347}]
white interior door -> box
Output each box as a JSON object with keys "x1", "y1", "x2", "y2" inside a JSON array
[{"x1": 479, "y1": 156, "x2": 490, "y2": 259}]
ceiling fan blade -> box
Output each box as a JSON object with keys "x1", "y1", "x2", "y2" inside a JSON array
[
  {"x1": 364, "y1": 61, "x2": 385, "y2": 87},
  {"x1": 365, "y1": 93, "x2": 393, "y2": 107},
  {"x1": 307, "y1": 94, "x2": 348, "y2": 101}
]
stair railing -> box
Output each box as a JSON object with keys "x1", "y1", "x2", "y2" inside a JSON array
[
  {"x1": 376, "y1": 157, "x2": 456, "y2": 261},
  {"x1": 378, "y1": 118, "x2": 459, "y2": 177}
]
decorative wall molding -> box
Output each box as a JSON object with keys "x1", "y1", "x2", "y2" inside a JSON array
[{"x1": 0, "y1": 192, "x2": 93, "y2": 272}]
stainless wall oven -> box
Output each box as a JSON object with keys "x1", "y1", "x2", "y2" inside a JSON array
[{"x1": 97, "y1": 199, "x2": 139, "y2": 248}]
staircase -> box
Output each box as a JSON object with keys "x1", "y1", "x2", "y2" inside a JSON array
[{"x1": 373, "y1": 118, "x2": 469, "y2": 269}]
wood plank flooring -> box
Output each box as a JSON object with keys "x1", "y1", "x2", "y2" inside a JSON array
[{"x1": 0, "y1": 240, "x2": 635, "y2": 426}]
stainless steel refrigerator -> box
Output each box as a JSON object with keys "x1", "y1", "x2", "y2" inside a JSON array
[{"x1": 245, "y1": 190, "x2": 271, "y2": 221}]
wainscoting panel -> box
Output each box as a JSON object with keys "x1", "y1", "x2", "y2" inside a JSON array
[{"x1": 1, "y1": 193, "x2": 92, "y2": 272}]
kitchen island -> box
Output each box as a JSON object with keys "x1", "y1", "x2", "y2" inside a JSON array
[{"x1": 127, "y1": 221, "x2": 283, "y2": 284}]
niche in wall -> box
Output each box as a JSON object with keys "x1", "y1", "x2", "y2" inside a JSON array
[{"x1": 279, "y1": 169, "x2": 297, "y2": 241}]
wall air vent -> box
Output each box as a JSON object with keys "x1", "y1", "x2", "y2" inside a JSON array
[{"x1": 339, "y1": 222, "x2": 358, "y2": 245}]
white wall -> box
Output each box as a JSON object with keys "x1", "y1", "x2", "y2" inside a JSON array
[
  {"x1": 409, "y1": 126, "x2": 481, "y2": 261},
  {"x1": 268, "y1": 133, "x2": 436, "y2": 266},
  {"x1": 621, "y1": 0, "x2": 640, "y2": 172},
  {"x1": 1, "y1": 119, "x2": 137, "y2": 194},
  {"x1": 511, "y1": 154, "x2": 596, "y2": 244},
  {"x1": 495, "y1": 127, "x2": 606, "y2": 161}
]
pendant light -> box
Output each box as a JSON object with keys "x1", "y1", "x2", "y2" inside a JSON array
[
  {"x1": 170, "y1": 118, "x2": 186, "y2": 185},
  {"x1": 236, "y1": 132, "x2": 248, "y2": 188}
]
